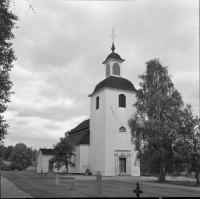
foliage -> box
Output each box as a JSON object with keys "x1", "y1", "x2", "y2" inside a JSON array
[
  {"x1": 128, "y1": 58, "x2": 192, "y2": 182},
  {"x1": 9, "y1": 143, "x2": 32, "y2": 170},
  {"x1": 50, "y1": 134, "x2": 76, "y2": 173},
  {"x1": 186, "y1": 116, "x2": 200, "y2": 186},
  {"x1": 0, "y1": 159, "x2": 11, "y2": 170},
  {"x1": 0, "y1": 0, "x2": 18, "y2": 144},
  {"x1": 1, "y1": 145, "x2": 13, "y2": 160},
  {"x1": 85, "y1": 165, "x2": 93, "y2": 176}
]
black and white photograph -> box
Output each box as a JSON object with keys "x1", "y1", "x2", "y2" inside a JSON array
[{"x1": 1, "y1": 0, "x2": 199, "y2": 198}]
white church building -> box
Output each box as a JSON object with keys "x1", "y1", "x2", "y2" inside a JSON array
[{"x1": 67, "y1": 41, "x2": 140, "y2": 176}]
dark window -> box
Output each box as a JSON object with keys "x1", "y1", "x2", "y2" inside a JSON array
[
  {"x1": 106, "y1": 64, "x2": 110, "y2": 77},
  {"x1": 113, "y1": 63, "x2": 120, "y2": 76},
  {"x1": 119, "y1": 94, "x2": 126, "y2": 108},
  {"x1": 119, "y1": 126, "x2": 126, "y2": 132},
  {"x1": 96, "y1": 96, "x2": 99, "y2": 110}
]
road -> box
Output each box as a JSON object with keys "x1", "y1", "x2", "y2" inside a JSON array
[{"x1": 1, "y1": 177, "x2": 33, "y2": 198}]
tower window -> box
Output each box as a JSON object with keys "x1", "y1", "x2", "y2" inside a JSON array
[
  {"x1": 119, "y1": 94, "x2": 126, "y2": 108},
  {"x1": 113, "y1": 63, "x2": 120, "y2": 76},
  {"x1": 119, "y1": 126, "x2": 126, "y2": 132},
  {"x1": 106, "y1": 64, "x2": 110, "y2": 77},
  {"x1": 96, "y1": 96, "x2": 99, "y2": 110}
]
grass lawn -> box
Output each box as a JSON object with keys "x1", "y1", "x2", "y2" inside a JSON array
[{"x1": 1, "y1": 171, "x2": 200, "y2": 198}]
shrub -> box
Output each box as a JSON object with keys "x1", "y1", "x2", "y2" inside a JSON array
[{"x1": 1, "y1": 161, "x2": 11, "y2": 171}]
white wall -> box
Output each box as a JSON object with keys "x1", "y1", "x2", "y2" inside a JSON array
[
  {"x1": 89, "y1": 87, "x2": 140, "y2": 176},
  {"x1": 36, "y1": 151, "x2": 53, "y2": 173},
  {"x1": 42, "y1": 155, "x2": 53, "y2": 173},
  {"x1": 68, "y1": 144, "x2": 90, "y2": 174},
  {"x1": 79, "y1": 144, "x2": 90, "y2": 173},
  {"x1": 89, "y1": 89, "x2": 106, "y2": 175},
  {"x1": 104, "y1": 88, "x2": 140, "y2": 176},
  {"x1": 36, "y1": 151, "x2": 43, "y2": 173}
]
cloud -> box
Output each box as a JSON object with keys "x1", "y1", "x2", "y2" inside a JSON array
[{"x1": 4, "y1": 0, "x2": 199, "y2": 150}]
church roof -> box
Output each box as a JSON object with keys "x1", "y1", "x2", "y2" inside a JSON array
[
  {"x1": 89, "y1": 76, "x2": 137, "y2": 97},
  {"x1": 67, "y1": 119, "x2": 90, "y2": 145},
  {"x1": 40, "y1": 149, "x2": 54, "y2": 155},
  {"x1": 68, "y1": 129, "x2": 90, "y2": 145},
  {"x1": 102, "y1": 51, "x2": 125, "y2": 64},
  {"x1": 69, "y1": 119, "x2": 90, "y2": 134}
]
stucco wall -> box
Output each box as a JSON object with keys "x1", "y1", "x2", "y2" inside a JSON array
[
  {"x1": 79, "y1": 144, "x2": 90, "y2": 173},
  {"x1": 68, "y1": 144, "x2": 89, "y2": 174},
  {"x1": 89, "y1": 87, "x2": 140, "y2": 176},
  {"x1": 36, "y1": 151, "x2": 43, "y2": 173},
  {"x1": 42, "y1": 155, "x2": 53, "y2": 173},
  {"x1": 104, "y1": 88, "x2": 140, "y2": 176},
  {"x1": 89, "y1": 89, "x2": 106, "y2": 175},
  {"x1": 36, "y1": 151, "x2": 53, "y2": 173}
]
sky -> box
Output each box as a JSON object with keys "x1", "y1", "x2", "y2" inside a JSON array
[{"x1": 3, "y1": 0, "x2": 199, "y2": 150}]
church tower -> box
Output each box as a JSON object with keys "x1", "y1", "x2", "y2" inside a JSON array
[{"x1": 89, "y1": 32, "x2": 140, "y2": 176}]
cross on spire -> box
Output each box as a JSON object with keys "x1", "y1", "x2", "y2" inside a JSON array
[{"x1": 110, "y1": 27, "x2": 116, "y2": 43}]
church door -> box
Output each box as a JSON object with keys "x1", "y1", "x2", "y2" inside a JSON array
[
  {"x1": 119, "y1": 158, "x2": 126, "y2": 173},
  {"x1": 48, "y1": 161, "x2": 53, "y2": 172}
]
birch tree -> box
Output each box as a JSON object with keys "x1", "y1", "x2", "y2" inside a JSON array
[{"x1": 128, "y1": 58, "x2": 186, "y2": 182}]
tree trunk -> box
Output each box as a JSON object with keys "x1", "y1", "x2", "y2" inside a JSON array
[
  {"x1": 159, "y1": 158, "x2": 166, "y2": 182},
  {"x1": 195, "y1": 171, "x2": 200, "y2": 186},
  {"x1": 195, "y1": 157, "x2": 200, "y2": 186},
  {"x1": 65, "y1": 162, "x2": 68, "y2": 173}
]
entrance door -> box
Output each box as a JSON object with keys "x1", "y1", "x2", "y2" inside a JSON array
[
  {"x1": 48, "y1": 161, "x2": 53, "y2": 172},
  {"x1": 119, "y1": 158, "x2": 126, "y2": 173}
]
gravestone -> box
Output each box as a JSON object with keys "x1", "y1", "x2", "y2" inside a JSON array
[
  {"x1": 70, "y1": 180, "x2": 76, "y2": 190},
  {"x1": 133, "y1": 182, "x2": 143, "y2": 198}
]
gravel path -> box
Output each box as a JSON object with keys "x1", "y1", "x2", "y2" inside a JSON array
[{"x1": 1, "y1": 176, "x2": 33, "y2": 198}]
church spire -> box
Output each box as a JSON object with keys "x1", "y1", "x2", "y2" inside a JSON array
[
  {"x1": 111, "y1": 42, "x2": 115, "y2": 52},
  {"x1": 110, "y1": 28, "x2": 116, "y2": 52}
]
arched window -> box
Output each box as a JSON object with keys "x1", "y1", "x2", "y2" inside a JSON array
[
  {"x1": 106, "y1": 64, "x2": 110, "y2": 77},
  {"x1": 96, "y1": 96, "x2": 99, "y2": 110},
  {"x1": 113, "y1": 63, "x2": 120, "y2": 76},
  {"x1": 119, "y1": 126, "x2": 126, "y2": 132},
  {"x1": 119, "y1": 94, "x2": 126, "y2": 108}
]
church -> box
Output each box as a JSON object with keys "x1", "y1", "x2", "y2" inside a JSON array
[{"x1": 67, "y1": 39, "x2": 140, "y2": 176}]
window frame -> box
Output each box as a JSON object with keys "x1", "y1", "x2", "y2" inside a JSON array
[
  {"x1": 96, "y1": 96, "x2": 99, "y2": 110},
  {"x1": 113, "y1": 63, "x2": 120, "y2": 76},
  {"x1": 119, "y1": 94, "x2": 126, "y2": 108}
]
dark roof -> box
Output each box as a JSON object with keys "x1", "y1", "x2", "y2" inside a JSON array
[
  {"x1": 89, "y1": 76, "x2": 137, "y2": 97},
  {"x1": 102, "y1": 51, "x2": 125, "y2": 64},
  {"x1": 69, "y1": 119, "x2": 90, "y2": 134},
  {"x1": 68, "y1": 129, "x2": 90, "y2": 145},
  {"x1": 40, "y1": 149, "x2": 53, "y2": 155}
]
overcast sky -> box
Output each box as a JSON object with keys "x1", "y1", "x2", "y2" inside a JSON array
[{"x1": 3, "y1": 0, "x2": 199, "y2": 150}]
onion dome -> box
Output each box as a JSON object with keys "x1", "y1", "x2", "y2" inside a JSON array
[{"x1": 102, "y1": 42, "x2": 125, "y2": 64}]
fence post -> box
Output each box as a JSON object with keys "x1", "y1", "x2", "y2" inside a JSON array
[
  {"x1": 70, "y1": 180, "x2": 75, "y2": 190},
  {"x1": 55, "y1": 173, "x2": 59, "y2": 185},
  {"x1": 96, "y1": 171, "x2": 102, "y2": 195},
  {"x1": 41, "y1": 170, "x2": 43, "y2": 181}
]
